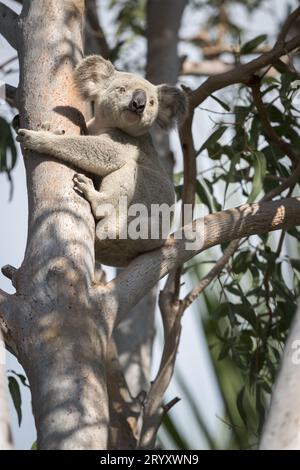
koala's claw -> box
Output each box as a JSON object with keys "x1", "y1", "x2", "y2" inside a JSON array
[
  {"x1": 73, "y1": 173, "x2": 94, "y2": 195},
  {"x1": 16, "y1": 129, "x2": 32, "y2": 145}
]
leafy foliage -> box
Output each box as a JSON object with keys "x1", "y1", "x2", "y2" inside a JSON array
[
  {"x1": 7, "y1": 371, "x2": 29, "y2": 427},
  {"x1": 172, "y1": 53, "x2": 300, "y2": 448}
]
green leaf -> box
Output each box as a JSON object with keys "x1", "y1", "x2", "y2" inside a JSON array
[
  {"x1": 290, "y1": 258, "x2": 300, "y2": 273},
  {"x1": 8, "y1": 376, "x2": 22, "y2": 426},
  {"x1": 196, "y1": 179, "x2": 213, "y2": 212},
  {"x1": 236, "y1": 386, "x2": 247, "y2": 425},
  {"x1": 233, "y1": 304, "x2": 258, "y2": 331},
  {"x1": 31, "y1": 441, "x2": 37, "y2": 450},
  {"x1": 176, "y1": 370, "x2": 216, "y2": 449},
  {"x1": 211, "y1": 94, "x2": 231, "y2": 112},
  {"x1": 256, "y1": 386, "x2": 267, "y2": 432},
  {"x1": 232, "y1": 251, "x2": 253, "y2": 274},
  {"x1": 241, "y1": 34, "x2": 267, "y2": 54},
  {"x1": 0, "y1": 117, "x2": 18, "y2": 200},
  {"x1": 224, "y1": 152, "x2": 241, "y2": 201},
  {"x1": 249, "y1": 115, "x2": 260, "y2": 147},
  {"x1": 248, "y1": 150, "x2": 267, "y2": 202},
  {"x1": 162, "y1": 413, "x2": 189, "y2": 450},
  {"x1": 8, "y1": 370, "x2": 29, "y2": 388},
  {"x1": 197, "y1": 126, "x2": 227, "y2": 156},
  {"x1": 175, "y1": 184, "x2": 183, "y2": 200}
]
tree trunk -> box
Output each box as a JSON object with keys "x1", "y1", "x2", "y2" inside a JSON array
[
  {"x1": 260, "y1": 305, "x2": 300, "y2": 449},
  {"x1": 15, "y1": 0, "x2": 109, "y2": 450}
]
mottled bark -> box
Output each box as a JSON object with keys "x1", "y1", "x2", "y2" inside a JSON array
[{"x1": 14, "y1": 0, "x2": 109, "y2": 449}]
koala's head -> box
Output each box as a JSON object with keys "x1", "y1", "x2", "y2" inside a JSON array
[{"x1": 74, "y1": 55, "x2": 188, "y2": 137}]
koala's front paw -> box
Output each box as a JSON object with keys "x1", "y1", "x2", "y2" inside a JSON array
[
  {"x1": 73, "y1": 173, "x2": 94, "y2": 197},
  {"x1": 16, "y1": 129, "x2": 50, "y2": 152}
]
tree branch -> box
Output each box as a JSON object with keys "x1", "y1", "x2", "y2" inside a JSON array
[
  {"x1": 250, "y1": 76, "x2": 298, "y2": 166},
  {"x1": 182, "y1": 239, "x2": 240, "y2": 311},
  {"x1": 0, "y1": 2, "x2": 19, "y2": 50},
  {"x1": 275, "y1": 5, "x2": 300, "y2": 48},
  {"x1": 138, "y1": 287, "x2": 183, "y2": 449},
  {"x1": 1, "y1": 266, "x2": 17, "y2": 288},
  {"x1": 110, "y1": 196, "x2": 300, "y2": 324},
  {"x1": 0, "y1": 289, "x2": 14, "y2": 335},
  {"x1": 248, "y1": 78, "x2": 300, "y2": 202},
  {"x1": 181, "y1": 58, "x2": 233, "y2": 77},
  {"x1": 191, "y1": 29, "x2": 300, "y2": 108}
]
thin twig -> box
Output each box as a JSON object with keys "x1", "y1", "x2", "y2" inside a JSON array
[
  {"x1": 250, "y1": 76, "x2": 298, "y2": 166},
  {"x1": 191, "y1": 14, "x2": 300, "y2": 109},
  {"x1": 275, "y1": 6, "x2": 300, "y2": 48},
  {"x1": 182, "y1": 239, "x2": 240, "y2": 311}
]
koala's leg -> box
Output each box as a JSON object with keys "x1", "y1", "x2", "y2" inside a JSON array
[
  {"x1": 17, "y1": 129, "x2": 126, "y2": 177},
  {"x1": 73, "y1": 173, "x2": 113, "y2": 220}
]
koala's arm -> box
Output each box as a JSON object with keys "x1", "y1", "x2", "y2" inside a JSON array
[{"x1": 17, "y1": 129, "x2": 136, "y2": 176}]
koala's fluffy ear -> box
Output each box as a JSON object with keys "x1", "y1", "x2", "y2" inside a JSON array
[
  {"x1": 74, "y1": 55, "x2": 115, "y2": 100},
  {"x1": 157, "y1": 85, "x2": 188, "y2": 130}
]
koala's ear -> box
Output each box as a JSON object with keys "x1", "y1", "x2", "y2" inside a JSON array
[
  {"x1": 156, "y1": 85, "x2": 188, "y2": 130},
  {"x1": 74, "y1": 55, "x2": 115, "y2": 100}
]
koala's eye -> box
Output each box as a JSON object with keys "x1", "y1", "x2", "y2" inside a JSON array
[
  {"x1": 117, "y1": 86, "x2": 126, "y2": 93},
  {"x1": 149, "y1": 99, "x2": 155, "y2": 106}
]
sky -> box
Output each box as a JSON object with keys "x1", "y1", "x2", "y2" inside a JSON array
[{"x1": 0, "y1": 0, "x2": 298, "y2": 450}]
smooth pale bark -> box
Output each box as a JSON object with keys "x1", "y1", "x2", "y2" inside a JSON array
[
  {"x1": 15, "y1": 0, "x2": 109, "y2": 450},
  {"x1": 260, "y1": 305, "x2": 300, "y2": 449},
  {"x1": 112, "y1": 197, "x2": 300, "y2": 321}
]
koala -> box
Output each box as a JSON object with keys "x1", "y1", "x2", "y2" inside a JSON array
[{"x1": 17, "y1": 55, "x2": 187, "y2": 267}]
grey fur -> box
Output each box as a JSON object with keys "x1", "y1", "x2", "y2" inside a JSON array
[{"x1": 17, "y1": 55, "x2": 188, "y2": 266}]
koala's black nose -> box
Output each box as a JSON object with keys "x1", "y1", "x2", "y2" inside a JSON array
[{"x1": 129, "y1": 90, "x2": 147, "y2": 114}]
